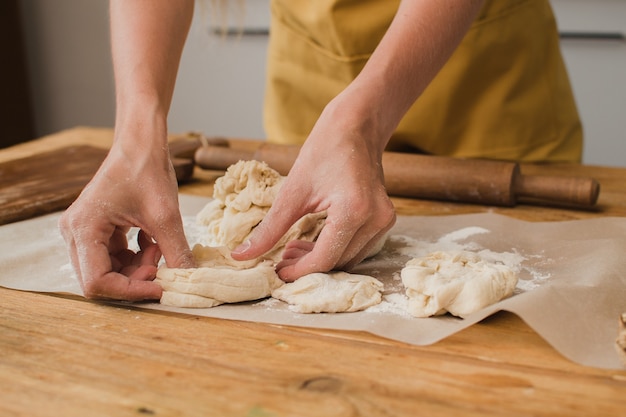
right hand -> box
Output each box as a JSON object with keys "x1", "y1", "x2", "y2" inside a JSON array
[
  {"x1": 59, "y1": 136, "x2": 194, "y2": 301},
  {"x1": 232, "y1": 99, "x2": 397, "y2": 281}
]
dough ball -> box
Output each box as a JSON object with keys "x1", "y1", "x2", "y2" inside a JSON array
[
  {"x1": 400, "y1": 251, "x2": 518, "y2": 319},
  {"x1": 196, "y1": 160, "x2": 326, "y2": 262},
  {"x1": 160, "y1": 292, "x2": 223, "y2": 309},
  {"x1": 271, "y1": 271, "x2": 384, "y2": 313},
  {"x1": 197, "y1": 160, "x2": 284, "y2": 249},
  {"x1": 213, "y1": 158, "x2": 283, "y2": 210},
  {"x1": 155, "y1": 245, "x2": 284, "y2": 308}
]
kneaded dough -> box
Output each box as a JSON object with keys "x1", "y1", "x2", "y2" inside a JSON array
[
  {"x1": 271, "y1": 271, "x2": 384, "y2": 313},
  {"x1": 196, "y1": 160, "x2": 326, "y2": 261},
  {"x1": 159, "y1": 160, "x2": 387, "y2": 309},
  {"x1": 400, "y1": 251, "x2": 518, "y2": 319},
  {"x1": 156, "y1": 245, "x2": 284, "y2": 308},
  {"x1": 197, "y1": 160, "x2": 284, "y2": 249}
]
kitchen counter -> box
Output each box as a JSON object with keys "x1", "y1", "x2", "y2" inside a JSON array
[{"x1": 1, "y1": 127, "x2": 625, "y2": 416}]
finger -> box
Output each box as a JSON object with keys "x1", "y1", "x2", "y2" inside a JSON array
[
  {"x1": 108, "y1": 228, "x2": 134, "y2": 271},
  {"x1": 113, "y1": 231, "x2": 158, "y2": 274},
  {"x1": 231, "y1": 196, "x2": 309, "y2": 261},
  {"x1": 136, "y1": 230, "x2": 163, "y2": 266},
  {"x1": 112, "y1": 230, "x2": 162, "y2": 272},
  {"x1": 275, "y1": 241, "x2": 315, "y2": 272},
  {"x1": 58, "y1": 214, "x2": 85, "y2": 291},
  {"x1": 138, "y1": 229, "x2": 154, "y2": 250},
  {"x1": 120, "y1": 263, "x2": 159, "y2": 282},
  {"x1": 150, "y1": 212, "x2": 194, "y2": 269},
  {"x1": 111, "y1": 249, "x2": 134, "y2": 272},
  {"x1": 78, "y1": 226, "x2": 161, "y2": 300},
  {"x1": 277, "y1": 217, "x2": 358, "y2": 282},
  {"x1": 282, "y1": 240, "x2": 314, "y2": 260},
  {"x1": 76, "y1": 226, "x2": 162, "y2": 300},
  {"x1": 339, "y1": 218, "x2": 395, "y2": 271},
  {"x1": 59, "y1": 212, "x2": 118, "y2": 298},
  {"x1": 275, "y1": 256, "x2": 298, "y2": 272},
  {"x1": 85, "y1": 270, "x2": 162, "y2": 301},
  {"x1": 276, "y1": 199, "x2": 396, "y2": 281},
  {"x1": 334, "y1": 206, "x2": 396, "y2": 268}
]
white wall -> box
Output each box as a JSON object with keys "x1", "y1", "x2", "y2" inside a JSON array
[
  {"x1": 551, "y1": 0, "x2": 626, "y2": 167},
  {"x1": 19, "y1": 0, "x2": 269, "y2": 140},
  {"x1": 168, "y1": 0, "x2": 269, "y2": 139}
]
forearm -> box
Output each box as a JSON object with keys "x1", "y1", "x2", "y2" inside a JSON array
[
  {"x1": 334, "y1": 0, "x2": 484, "y2": 153},
  {"x1": 109, "y1": 0, "x2": 194, "y2": 143}
]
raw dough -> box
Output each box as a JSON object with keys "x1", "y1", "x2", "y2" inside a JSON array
[
  {"x1": 197, "y1": 160, "x2": 284, "y2": 249},
  {"x1": 156, "y1": 245, "x2": 284, "y2": 308},
  {"x1": 158, "y1": 160, "x2": 387, "y2": 309},
  {"x1": 400, "y1": 251, "x2": 518, "y2": 318},
  {"x1": 271, "y1": 271, "x2": 384, "y2": 313},
  {"x1": 196, "y1": 160, "x2": 326, "y2": 261}
]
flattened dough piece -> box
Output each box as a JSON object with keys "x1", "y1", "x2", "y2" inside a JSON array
[
  {"x1": 156, "y1": 245, "x2": 284, "y2": 308},
  {"x1": 159, "y1": 292, "x2": 223, "y2": 309},
  {"x1": 400, "y1": 251, "x2": 518, "y2": 319},
  {"x1": 271, "y1": 271, "x2": 384, "y2": 313}
]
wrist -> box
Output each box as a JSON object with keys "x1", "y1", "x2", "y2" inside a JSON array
[
  {"x1": 322, "y1": 84, "x2": 395, "y2": 158},
  {"x1": 113, "y1": 97, "x2": 169, "y2": 150}
]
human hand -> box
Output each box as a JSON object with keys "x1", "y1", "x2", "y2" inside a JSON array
[
  {"x1": 231, "y1": 105, "x2": 396, "y2": 282},
  {"x1": 58, "y1": 140, "x2": 194, "y2": 301}
]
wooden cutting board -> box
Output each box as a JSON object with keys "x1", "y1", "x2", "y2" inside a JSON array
[{"x1": 0, "y1": 145, "x2": 108, "y2": 225}]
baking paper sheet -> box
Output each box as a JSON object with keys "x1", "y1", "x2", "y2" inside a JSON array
[{"x1": 1, "y1": 194, "x2": 625, "y2": 370}]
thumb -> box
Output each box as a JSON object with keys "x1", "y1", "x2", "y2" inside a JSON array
[{"x1": 231, "y1": 203, "x2": 300, "y2": 261}]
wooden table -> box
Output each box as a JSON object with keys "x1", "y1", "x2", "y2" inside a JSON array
[{"x1": 1, "y1": 127, "x2": 625, "y2": 417}]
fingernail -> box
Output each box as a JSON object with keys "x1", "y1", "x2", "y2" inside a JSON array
[{"x1": 232, "y1": 239, "x2": 251, "y2": 255}]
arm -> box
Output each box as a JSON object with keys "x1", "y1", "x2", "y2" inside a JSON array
[
  {"x1": 232, "y1": 0, "x2": 484, "y2": 281},
  {"x1": 58, "y1": 0, "x2": 195, "y2": 301}
]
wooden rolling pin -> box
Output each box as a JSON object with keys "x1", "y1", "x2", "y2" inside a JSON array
[{"x1": 194, "y1": 142, "x2": 600, "y2": 208}]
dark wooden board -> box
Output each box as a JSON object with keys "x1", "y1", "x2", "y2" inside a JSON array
[{"x1": 0, "y1": 145, "x2": 108, "y2": 225}]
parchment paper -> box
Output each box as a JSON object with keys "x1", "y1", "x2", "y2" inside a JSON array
[{"x1": 1, "y1": 194, "x2": 625, "y2": 370}]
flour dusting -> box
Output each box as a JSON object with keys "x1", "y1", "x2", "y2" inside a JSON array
[
  {"x1": 387, "y1": 226, "x2": 551, "y2": 297},
  {"x1": 183, "y1": 220, "x2": 552, "y2": 317},
  {"x1": 91, "y1": 218, "x2": 551, "y2": 318},
  {"x1": 365, "y1": 292, "x2": 412, "y2": 317},
  {"x1": 394, "y1": 226, "x2": 491, "y2": 257}
]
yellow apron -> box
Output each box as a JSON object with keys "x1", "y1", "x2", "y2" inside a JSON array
[{"x1": 264, "y1": 0, "x2": 582, "y2": 162}]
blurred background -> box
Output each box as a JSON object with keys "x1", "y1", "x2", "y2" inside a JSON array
[{"x1": 3, "y1": 0, "x2": 625, "y2": 166}]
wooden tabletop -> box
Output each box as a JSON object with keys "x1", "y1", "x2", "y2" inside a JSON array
[{"x1": 1, "y1": 127, "x2": 625, "y2": 417}]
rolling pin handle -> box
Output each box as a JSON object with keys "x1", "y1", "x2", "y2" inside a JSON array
[
  {"x1": 514, "y1": 174, "x2": 600, "y2": 207},
  {"x1": 194, "y1": 145, "x2": 255, "y2": 171},
  {"x1": 192, "y1": 141, "x2": 601, "y2": 209},
  {"x1": 254, "y1": 143, "x2": 301, "y2": 176}
]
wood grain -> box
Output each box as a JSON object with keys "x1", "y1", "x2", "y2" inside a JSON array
[
  {"x1": 1, "y1": 127, "x2": 625, "y2": 417},
  {"x1": 0, "y1": 145, "x2": 107, "y2": 225},
  {"x1": 2, "y1": 290, "x2": 625, "y2": 417},
  {"x1": 0, "y1": 131, "x2": 198, "y2": 226}
]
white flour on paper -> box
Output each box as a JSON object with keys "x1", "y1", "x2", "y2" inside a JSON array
[
  {"x1": 394, "y1": 227, "x2": 550, "y2": 289},
  {"x1": 361, "y1": 226, "x2": 552, "y2": 317}
]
